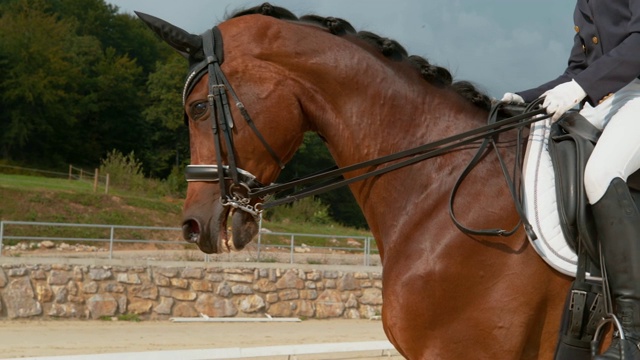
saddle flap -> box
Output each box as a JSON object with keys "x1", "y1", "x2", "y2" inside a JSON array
[{"x1": 548, "y1": 113, "x2": 601, "y2": 264}]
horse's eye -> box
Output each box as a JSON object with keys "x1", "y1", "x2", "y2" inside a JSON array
[{"x1": 190, "y1": 102, "x2": 209, "y2": 120}]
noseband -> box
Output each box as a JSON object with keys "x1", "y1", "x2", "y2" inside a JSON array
[{"x1": 183, "y1": 27, "x2": 284, "y2": 215}]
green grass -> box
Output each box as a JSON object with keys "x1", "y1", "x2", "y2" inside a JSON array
[
  {"x1": 0, "y1": 174, "x2": 98, "y2": 193},
  {"x1": 117, "y1": 314, "x2": 142, "y2": 322},
  {"x1": 98, "y1": 314, "x2": 140, "y2": 321}
]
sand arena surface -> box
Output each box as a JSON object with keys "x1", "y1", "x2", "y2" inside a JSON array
[{"x1": 0, "y1": 318, "x2": 403, "y2": 359}]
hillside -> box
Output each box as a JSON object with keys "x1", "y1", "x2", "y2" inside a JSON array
[
  {"x1": 0, "y1": 174, "x2": 183, "y2": 227},
  {"x1": 0, "y1": 173, "x2": 372, "y2": 239}
]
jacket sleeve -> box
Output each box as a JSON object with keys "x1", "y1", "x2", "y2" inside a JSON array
[
  {"x1": 517, "y1": 32, "x2": 588, "y2": 103},
  {"x1": 574, "y1": 3, "x2": 640, "y2": 105},
  {"x1": 519, "y1": 0, "x2": 640, "y2": 105}
]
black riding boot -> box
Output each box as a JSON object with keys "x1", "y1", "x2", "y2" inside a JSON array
[{"x1": 592, "y1": 178, "x2": 640, "y2": 360}]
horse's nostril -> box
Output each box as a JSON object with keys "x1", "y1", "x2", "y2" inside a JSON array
[{"x1": 182, "y1": 219, "x2": 201, "y2": 244}]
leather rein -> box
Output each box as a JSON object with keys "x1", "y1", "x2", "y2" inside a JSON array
[{"x1": 185, "y1": 27, "x2": 551, "y2": 237}]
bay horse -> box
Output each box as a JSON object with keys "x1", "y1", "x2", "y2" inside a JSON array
[{"x1": 138, "y1": 4, "x2": 571, "y2": 359}]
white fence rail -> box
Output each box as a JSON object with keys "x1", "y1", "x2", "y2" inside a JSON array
[
  {"x1": 0, "y1": 221, "x2": 379, "y2": 266},
  {"x1": 5, "y1": 341, "x2": 397, "y2": 360}
]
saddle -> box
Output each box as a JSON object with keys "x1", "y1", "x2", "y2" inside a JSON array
[
  {"x1": 548, "y1": 112, "x2": 640, "y2": 265},
  {"x1": 548, "y1": 113, "x2": 600, "y2": 265}
]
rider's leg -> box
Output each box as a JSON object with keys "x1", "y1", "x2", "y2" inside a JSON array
[{"x1": 583, "y1": 80, "x2": 640, "y2": 360}]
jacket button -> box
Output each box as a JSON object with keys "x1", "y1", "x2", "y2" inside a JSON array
[
  {"x1": 575, "y1": 25, "x2": 580, "y2": 33},
  {"x1": 592, "y1": 36, "x2": 599, "y2": 44}
]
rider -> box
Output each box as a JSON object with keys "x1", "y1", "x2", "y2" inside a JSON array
[{"x1": 502, "y1": 1, "x2": 640, "y2": 359}]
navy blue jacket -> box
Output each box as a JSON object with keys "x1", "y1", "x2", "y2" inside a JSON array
[{"x1": 518, "y1": 0, "x2": 640, "y2": 106}]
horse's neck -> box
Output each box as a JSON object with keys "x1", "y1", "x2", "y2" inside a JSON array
[
  {"x1": 223, "y1": 17, "x2": 486, "y2": 166},
  {"x1": 286, "y1": 45, "x2": 484, "y2": 167},
  {"x1": 227, "y1": 18, "x2": 495, "y2": 249},
  {"x1": 301, "y1": 70, "x2": 489, "y2": 244},
  {"x1": 261, "y1": 28, "x2": 496, "y2": 247},
  {"x1": 305, "y1": 76, "x2": 487, "y2": 174}
]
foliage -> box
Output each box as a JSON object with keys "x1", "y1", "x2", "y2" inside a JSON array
[
  {"x1": 142, "y1": 53, "x2": 190, "y2": 178},
  {"x1": 266, "y1": 196, "x2": 332, "y2": 225},
  {"x1": 164, "y1": 165, "x2": 187, "y2": 198},
  {"x1": 98, "y1": 150, "x2": 185, "y2": 198},
  {"x1": 0, "y1": 0, "x2": 81, "y2": 161},
  {"x1": 0, "y1": 0, "x2": 170, "y2": 171},
  {"x1": 277, "y1": 133, "x2": 368, "y2": 228},
  {"x1": 99, "y1": 149, "x2": 146, "y2": 192}
]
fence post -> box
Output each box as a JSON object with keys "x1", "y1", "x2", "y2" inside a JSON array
[
  {"x1": 256, "y1": 214, "x2": 262, "y2": 262},
  {"x1": 105, "y1": 174, "x2": 110, "y2": 195},
  {"x1": 109, "y1": 226, "x2": 115, "y2": 259},
  {"x1": 363, "y1": 237, "x2": 368, "y2": 266},
  {"x1": 290, "y1": 234, "x2": 295, "y2": 264},
  {"x1": 93, "y1": 168, "x2": 99, "y2": 193},
  {"x1": 0, "y1": 221, "x2": 4, "y2": 257},
  {"x1": 68, "y1": 165, "x2": 73, "y2": 180}
]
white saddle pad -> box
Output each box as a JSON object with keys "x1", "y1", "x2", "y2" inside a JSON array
[{"x1": 522, "y1": 119, "x2": 598, "y2": 279}]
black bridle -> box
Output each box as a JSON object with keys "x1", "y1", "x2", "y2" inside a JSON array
[
  {"x1": 183, "y1": 27, "x2": 284, "y2": 215},
  {"x1": 185, "y1": 27, "x2": 550, "y2": 238}
]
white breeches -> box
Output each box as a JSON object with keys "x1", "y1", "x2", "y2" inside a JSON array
[{"x1": 582, "y1": 78, "x2": 640, "y2": 204}]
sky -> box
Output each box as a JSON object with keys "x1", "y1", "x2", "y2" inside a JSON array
[{"x1": 108, "y1": 0, "x2": 576, "y2": 98}]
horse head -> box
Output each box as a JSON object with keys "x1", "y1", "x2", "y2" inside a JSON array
[{"x1": 137, "y1": 8, "x2": 308, "y2": 254}]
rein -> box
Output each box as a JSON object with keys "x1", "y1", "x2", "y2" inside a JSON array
[
  {"x1": 185, "y1": 27, "x2": 551, "y2": 239},
  {"x1": 449, "y1": 99, "x2": 546, "y2": 239},
  {"x1": 252, "y1": 103, "x2": 548, "y2": 209}
]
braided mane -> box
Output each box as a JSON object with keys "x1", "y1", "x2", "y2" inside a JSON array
[{"x1": 229, "y1": 3, "x2": 492, "y2": 110}]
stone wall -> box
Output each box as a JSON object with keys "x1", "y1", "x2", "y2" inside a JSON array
[{"x1": 0, "y1": 261, "x2": 383, "y2": 320}]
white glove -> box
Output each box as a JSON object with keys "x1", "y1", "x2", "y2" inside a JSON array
[
  {"x1": 501, "y1": 92, "x2": 525, "y2": 104},
  {"x1": 542, "y1": 80, "x2": 586, "y2": 122}
]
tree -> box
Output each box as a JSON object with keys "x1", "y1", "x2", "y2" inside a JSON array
[
  {"x1": 143, "y1": 53, "x2": 190, "y2": 177},
  {"x1": 278, "y1": 133, "x2": 368, "y2": 228},
  {"x1": 0, "y1": 0, "x2": 170, "y2": 171},
  {"x1": 48, "y1": 0, "x2": 171, "y2": 75},
  {"x1": 0, "y1": 0, "x2": 81, "y2": 163},
  {"x1": 74, "y1": 47, "x2": 145, "y2": 164}
]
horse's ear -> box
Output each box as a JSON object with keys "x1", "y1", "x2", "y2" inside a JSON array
[{"x1": 135, "y1": 11, "x2": 201, "y2": 59}]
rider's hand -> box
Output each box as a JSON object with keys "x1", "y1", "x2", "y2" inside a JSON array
[
  {"x1": 501, "y1": 92, "x2": 525, "y2": 104},
  {"x1": 542, "y1": 80, "x2": 586, "y2": 122}
]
